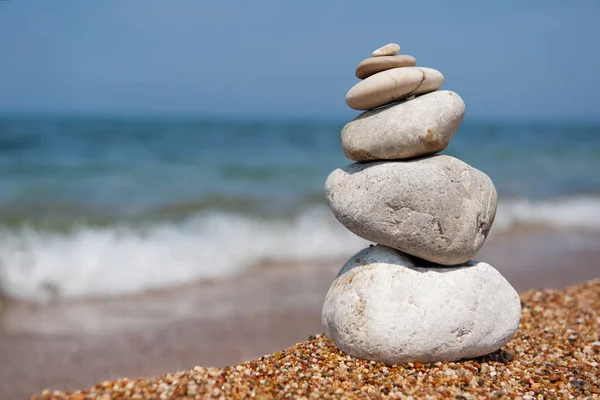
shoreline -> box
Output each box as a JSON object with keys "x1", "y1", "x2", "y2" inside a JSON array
[{"x1": 2, "y1": 229, "x2": 600, "y2": 399}]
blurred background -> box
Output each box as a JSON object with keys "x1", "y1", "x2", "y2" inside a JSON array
[{"x1": 1, "y1": 1, "x2": 599, "y2": 398}]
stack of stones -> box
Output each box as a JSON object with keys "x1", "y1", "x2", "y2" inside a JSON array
[{"x1": 322, "y1": 43, "x2": 521, "y2": 365}]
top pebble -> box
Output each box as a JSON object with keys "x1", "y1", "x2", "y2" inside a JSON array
[{"x1": 372, "y1": 43, "x2": 400, "y2": 57}]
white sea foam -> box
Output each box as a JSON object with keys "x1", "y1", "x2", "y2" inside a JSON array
[
  {"x1": 494, "y1": 196, "x2": 600, "y2": 232},
  {"x1": 1, "y1": 197, "x2": 599, "y2": 302},
  {"x1": 0, "y1": 208, "x2": 367, "y2": 302}
]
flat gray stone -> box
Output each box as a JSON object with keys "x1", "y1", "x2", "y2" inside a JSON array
[
  {"x1": 322, "y1": 245, "x2": 521, "y2": 365},
  {"x1": 346, "y1": 67, "x2": 444, "y2": 111},
  {"x1": 325, "y1": 155, "x2": 497, "y2": 265},
  {"x1": 355, "y1": 55, "x2": 417, "y2": 79},
  {"x1": 341, "y1": 90, "x2": 465, "y2": 161}
]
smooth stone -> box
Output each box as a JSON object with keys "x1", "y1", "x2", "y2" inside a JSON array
[
  {"x1": 324, "y1": 155, "x2": 497, "y2": 265},
  {"x1": 346, "y1": 67, "x2": 444, "y2": 110},
  {"x1": 355, "y1": 55, "x2": 417, "y2": 79},
  {"x1": 341, "y1": 90, "x2": 465, "y2": 161},
  {"x1": 372, "y1": 43, "x2": 400, "y2": 57},
  {"x1": 322, "y1": 245, "x2": 521, "y2": 365}
]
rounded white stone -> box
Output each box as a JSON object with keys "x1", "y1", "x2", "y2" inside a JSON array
[
  {"x1": 341, "y1": 90, "x2": 466, "y2": 161},
  {"x1": 372, "y1": 43, "x2": 400, "y2": 57},
  {"x1": 346, "y1": 67, "x2": 444, "y2": 111},
  {"x1": 325, "y1": 155, "x2": 497, "y2": 265},
  {"x1": 322, "y1": 245, "x2": 521, "y2": 365}
]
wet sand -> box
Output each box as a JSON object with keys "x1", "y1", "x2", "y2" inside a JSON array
[{"x1": 2, "y1": 230, "x2": 599, "y2": 399}]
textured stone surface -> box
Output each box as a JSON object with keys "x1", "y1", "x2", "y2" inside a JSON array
[
  {"x1": 325, "y1": 155, "x2": 497, "y2": 265},
  {"x1": 371, "y1": 43, "x2": 400, "y2": 57},
  {"x1": 355, "y1": 55, "x2": 417, "y2": 79},
  {"x1": 322, "y1": 245, "x2": 521, "y2": 366},
  {"x1": 346, "y1": 67, "x2": 444, "y2": 110},
  {"x1": 341, "y1": 90, "x2": 465, "y2": 161}
]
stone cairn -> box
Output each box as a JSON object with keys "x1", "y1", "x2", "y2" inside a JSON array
[{"x1": 322, "y1": 43, "x2": 521, "y2": 365}]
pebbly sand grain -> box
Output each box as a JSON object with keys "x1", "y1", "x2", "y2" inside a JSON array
[{"x1": 33, "y1": 279, "x2": 600, "y2": 399}]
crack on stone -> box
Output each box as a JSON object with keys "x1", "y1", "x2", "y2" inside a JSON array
[
  {"x1": 381, "y1": 73, "x2": 402, "y2": 105},
  {"x1": 404, "y1": 68, "x2": 426, "y2": 98},
  {"x1": 382, "y1": 69, "x2": 424, "y2": 105}
]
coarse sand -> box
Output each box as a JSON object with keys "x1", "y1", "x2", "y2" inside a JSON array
[{"x1": 34, "y1": 279, "x2": 600, "y2": 399}]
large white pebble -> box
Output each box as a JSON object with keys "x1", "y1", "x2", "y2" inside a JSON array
[
  {"x1": 322, "y1": 245, "x2": 521, "y2": 365},
  {"x1": 325, "y1": 155, "x2": 497, "y2": 265}
]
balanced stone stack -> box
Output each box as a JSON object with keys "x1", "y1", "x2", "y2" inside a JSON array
[{"x1": 322, "y1": 43, "x2": 521, "y2": 365}]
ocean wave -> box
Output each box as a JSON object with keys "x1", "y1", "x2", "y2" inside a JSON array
[
  {"x1": 1, "y1": 197, "x2": 599, "y2": 302},
  {"x1": 0, "y1": 208, "x2": 366, "y2": 302},
  {"x1": 494, "y1": 196, "x2": 600, "y2": 232}
]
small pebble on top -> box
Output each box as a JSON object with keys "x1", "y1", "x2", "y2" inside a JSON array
[{"x1": 371, "y1": 43, "x2": 400, "y2": 57}]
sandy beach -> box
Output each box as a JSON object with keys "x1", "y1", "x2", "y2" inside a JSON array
[
  {"x1": 0, "y1": 229, "x2": 598, "y2": 399},
  {"x1": 32, "y1": 276, "x2": 600, "y2": 398}
]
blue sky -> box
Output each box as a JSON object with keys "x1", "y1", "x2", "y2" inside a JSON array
[{"x1": 1, "y1": 1, "x2": 599, "y2": 120}]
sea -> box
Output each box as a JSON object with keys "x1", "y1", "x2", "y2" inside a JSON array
[{"x1": 1, "y1": 116, "x2": 599, "y2": 302}]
